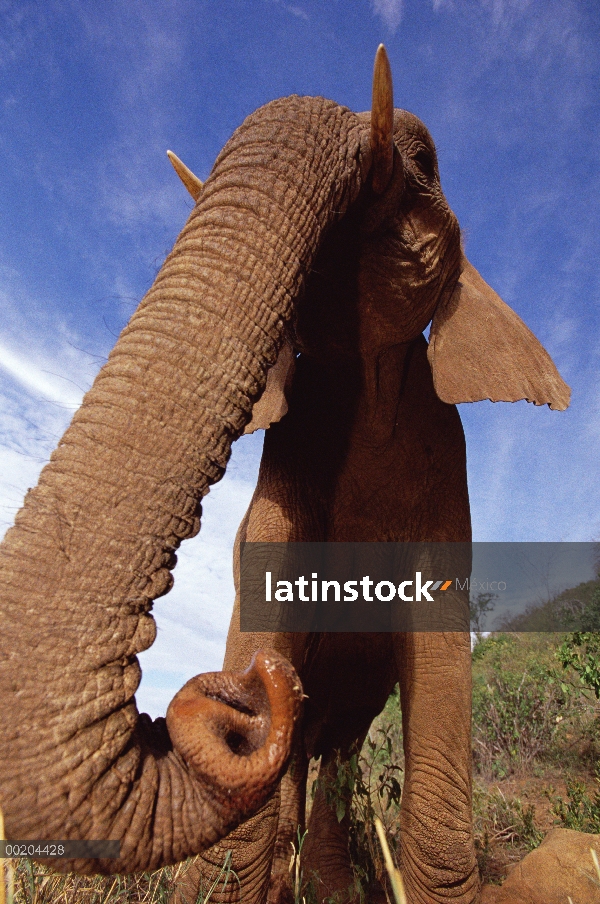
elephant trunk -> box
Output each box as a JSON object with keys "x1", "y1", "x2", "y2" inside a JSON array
[{"x1": 0, "y1": 96, "x2": 367, "y2": 870}]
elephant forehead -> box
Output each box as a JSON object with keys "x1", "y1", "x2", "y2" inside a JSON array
[
  {"x1": 393, "y1": 109, "x2": 436, "y2": 152},
  {"x1": 356, "y1": 108, "x2": 435, "y2": 150}
]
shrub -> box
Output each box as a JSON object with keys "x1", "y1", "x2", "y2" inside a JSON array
[
  {"x1": 312, "y1": 690, "x2": 403, "y2": 900},
  {"x1": 472, "y1": 784, "x2": 544, "y2": 884},
  {"x1": 557, "y1": 586, "x2": 600, "y2": 701},
  {"x1": 473, "y1": 785, "x2": 544, "y2": 850},
  {"x1": 551, "y1": 763, "x2": 600, "y2": 833},
  {"x1": 472, "y1": 635, "x2": 572, "y2": 776}
]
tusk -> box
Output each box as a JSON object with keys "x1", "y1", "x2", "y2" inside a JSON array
[
  {"x1": 370, "y1": 44, "x2": 394, "y2": 195},
  {"x1": 167, "y1": 150, "x2": 203, "y2": 200}
]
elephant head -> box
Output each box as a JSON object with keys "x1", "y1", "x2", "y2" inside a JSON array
[{"x1": 0, "y1": 46, "x2": 569, "y2": 874}]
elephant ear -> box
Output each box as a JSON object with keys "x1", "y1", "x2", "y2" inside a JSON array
[
  {"x1": 428, "y1": 257, "x2": 570, "y2": 411},
  {"x1": 244, "y1": 340, "x2": 296, "y2": 433}
]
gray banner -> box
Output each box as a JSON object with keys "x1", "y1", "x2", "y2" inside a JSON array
[{"x1": 239, "y1": 542, "x2": 600, "y2": 633}]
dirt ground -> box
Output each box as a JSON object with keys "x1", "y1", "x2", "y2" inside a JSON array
[{"x1": 474, "y1": 766, "x2": 598, "y2": 884}]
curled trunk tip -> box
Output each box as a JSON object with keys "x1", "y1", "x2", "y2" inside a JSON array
[{"x1": 166, "y1": 650, "x2": 302, "y2": 817}]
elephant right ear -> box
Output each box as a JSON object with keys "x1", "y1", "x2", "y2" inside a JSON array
[
  {"x1": 428, "y1": 257, "x2": 570, "y2": 411},
  {"x1": 244, "y1": 340, "x2": 296, "y2": 433}
]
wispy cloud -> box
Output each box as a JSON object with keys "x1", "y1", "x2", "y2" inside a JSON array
[
  {"x1": 371, "y1": 0, "x2": 404, "y2": 32},
  {"x1": 432, "y1": 0, "x2": 586, "y2": 74},
  {"x1": 266, "y1": 1, "x2": 309, "y2": 21},
  {"x1": 433, "y1": 0, "x2": 534, "y2": 23},
  {"x1": 283, "y1": 4, "x2": 309, "y2": 21},
  {"x1": 0, "y1": 341, "x2": 84, "y2": 408},
  {"x1": 0, "y1": 307, "x2": 96, "y2": 535},
  {"x1": 0, "y1": 382, "x2": 70, "y2": 532}
]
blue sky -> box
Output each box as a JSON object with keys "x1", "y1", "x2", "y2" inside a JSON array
[{"x1": 1, "y1": 0, "x2": 599, "y2": 715}]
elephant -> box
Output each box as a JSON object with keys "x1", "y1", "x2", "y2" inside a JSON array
[
  {"x1": 0, "y1": 43, "x2": 569, "y2": 902},
  {"x1": 171, "y1": 49, "x2": 570, "y2": 904}
]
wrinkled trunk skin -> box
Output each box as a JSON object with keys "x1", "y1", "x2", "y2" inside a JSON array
[{"x1": 0, "y1": 96, "x2": 367, "y2": 872}]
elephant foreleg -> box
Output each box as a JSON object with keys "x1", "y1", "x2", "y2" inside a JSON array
[
  {"x1": 171, "y1": 791, "x2": 281, "y2": 904},
  {"x1": 267, "y1": 744, "x2": 309, "y2": 904},
  {"x1": 302, "y1": 749, "x2": 361, "y2": 904},
  {"x1": 395, "y1": 630, "x2": 479, "y2": 904}
]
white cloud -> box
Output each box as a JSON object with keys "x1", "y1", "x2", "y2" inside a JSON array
[
  {"x1": 433, "y1": 0, "x2": 533, "y2": 19},
  {"x1": 267, "y1": 1, "x2": 310, "y2": 21},
  {"x1": 431, "y1": 0, "x2": 584, "y2": 69},
  {"x1": 481, "y1": 0, "x2": 532, "y2": 28},
  {"x1": 283, "y1": 4, "x2": 309, "y2": 21},
  {"x1": 0, "y1": 340, "x2": 84, "y2": 408},
  {"x1": 371, "y1": 0, "x2": 404, "y2": 32},
  {"x1": 0, "y1": 328, "x2": 94, "y2": 534},
  {"x1": 0, "y1": 395, "x2": 66, "y2": 533}
]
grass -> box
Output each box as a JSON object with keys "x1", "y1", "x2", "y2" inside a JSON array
[
  {"x1": 470, "y1": 630, "x2": 600, "y2": 884},
  {"x1": 2, "y1": 629, "x2": 599, "y2": 900},
  {"x1": 550, "y1": 764, "x2": 600, "y2": 834},
  {"x1": 2, "y1": 861, "x2": 176, "y2": 904},
  {"x1": 335, "y1": 630, "x2": 600, "y2": 891},
  {"x1": 0, "y1": 849, "x2": 238, "y2": 904},
  {"x1": 373, "y1": 819, "x2": 406, "y2": 904}
]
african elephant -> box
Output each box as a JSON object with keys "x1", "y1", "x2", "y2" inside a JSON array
[
  {"x1": 172, "y1": 48, "x2": 570, "y2": 904},
  {"x1": 0, "y1": 42, "x2": 568, "y2": 899}
]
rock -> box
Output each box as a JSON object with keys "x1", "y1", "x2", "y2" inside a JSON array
[{"x1": 480, "y1": 829, "x2": 600, "y2": 903}]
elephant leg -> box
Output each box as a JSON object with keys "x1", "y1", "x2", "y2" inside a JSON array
[
  {"x1": 171, "y1": 790, "x2": 281, "y2": 904},
  {"x1": 298, "y1": 633, "x2": 396, "y2": 904},
  {"x1": 302, "y1": 750, "x2": 357, "y2": 904},
  {"x1": 267, "y1": 744, "x2": 309, "y2": 904},
  {"x1": 395, "y1": 631, "x2": 479, "y2": 904}
]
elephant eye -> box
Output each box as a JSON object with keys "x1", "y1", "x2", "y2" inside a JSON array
[{"x1": 413, "y1": 148, "x2": 436, "y2": 182}]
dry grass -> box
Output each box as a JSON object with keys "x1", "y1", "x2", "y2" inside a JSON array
[
  {"x1": 0, "y1": 855, "x2": 243, "y2": 904},
  {"x1": 0, "y1": 858, "x2": 205, "y2": 904},
  {"x1": 0, "y1": 803, "x2": 234, "y2": 904},
  {"x1": 373, "y1": 818, "x2": 406, "y2": 904}
]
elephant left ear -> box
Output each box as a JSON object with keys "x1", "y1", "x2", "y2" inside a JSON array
[
  {"x1": 244, "y1": 340, "x2": 296, "y2": 433},
  {"x1": 428, "y1": 257, "x2": 570, "y2": 411}
]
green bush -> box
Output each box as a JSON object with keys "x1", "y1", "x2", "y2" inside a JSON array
[
  {"x1": 557, "y1": 587, "x2": 600, "y2": 700},
  {"x1": 472, "y1": 635, "x2": 572, "y2": 776},
  {"x1": 472, "y1": 784, "x2": 544, "y2": 884},
  {"x1": 313, "y1": 690, "x2": 403, "y2": 900},
  {"x1": 551, "y1": 764, "x2": 600, "y2": 833},
  {"x1": 473, "y1": 785, "x2": 544, "y2": 850}
]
